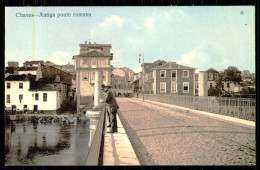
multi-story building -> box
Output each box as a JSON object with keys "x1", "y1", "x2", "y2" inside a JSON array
[
  {"x1": 151, "y1": 62, "x2": 196, "y2": 96},
  {"x1": 142, "y1": 60, "x2": 167, "y2": 93},
  {"x1": 73, "y1": 41, "x2": 113, "y2": 112},
  {"x1": 41, "y1": 66, "x2": 74, "y2": 104},
  {"x1": 206, "y1": 68, "x2": 219, "y2": 89}
]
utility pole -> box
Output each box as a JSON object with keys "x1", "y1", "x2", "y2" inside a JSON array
[{"x1": 139, "y1": 53, "x2": 144, "y2": 101}]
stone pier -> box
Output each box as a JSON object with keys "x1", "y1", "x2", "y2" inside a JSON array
[{"x1": 199, "y1": 71, "x2": 208, "y2": 97}]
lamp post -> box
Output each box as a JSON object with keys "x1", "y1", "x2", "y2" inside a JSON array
[{"x1": 139, "y1": 53, "x2": 144, "y2": 101}]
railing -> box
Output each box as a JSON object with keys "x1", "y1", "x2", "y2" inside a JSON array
[
  {"x1": 85, "y1": 103, "x2": 106, "y2": 165},
  {"x1": 137, "y1": 94, "x2": 256, "y2": 121}
]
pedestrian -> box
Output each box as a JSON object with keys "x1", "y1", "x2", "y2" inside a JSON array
[{"x1": 102, "y1": 84, "x2": 119, "y2": 133}]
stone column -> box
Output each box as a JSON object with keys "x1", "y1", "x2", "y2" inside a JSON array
[
  {"x1": 199, "y1": 71, "x2": 208, "y2": 97},
  {"x1": 107, "y1": 69, "x2": 111, "y2": 86},
  {"x1": 94, "y1": 70, "x2": 102, "y2": 107}
]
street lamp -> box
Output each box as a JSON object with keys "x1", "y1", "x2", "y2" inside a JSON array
[{"x1": 139, "y1": 53, "x2": 144, "y2": 101}]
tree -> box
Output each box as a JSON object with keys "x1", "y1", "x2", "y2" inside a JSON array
[{"x1": 216, "y1": 66, "x2": 242, "y2": 92}]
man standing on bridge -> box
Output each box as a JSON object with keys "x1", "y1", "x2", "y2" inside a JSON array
[{"x1": 102, "y1": 84, "x2": 119, "y2": 133}]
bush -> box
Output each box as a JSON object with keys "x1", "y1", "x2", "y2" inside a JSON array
[{"x1": 208, "y1": 87, "x2": 223, "y2": 96}]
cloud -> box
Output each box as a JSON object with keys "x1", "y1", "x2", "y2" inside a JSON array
[
  {"x1": 100, "y1": 15, "x2": 124, "y2": 27},
  {"x1": 178, "y1": 51, "x2": 211, "y2": 71},
  {"x1": 90, "y1": 15, "x2": 124, "y2": 43},
  {"x1": 49, "y1": 51, "x2": 73, "y2": 65}
]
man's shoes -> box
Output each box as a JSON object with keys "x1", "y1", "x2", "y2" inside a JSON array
[{"x1": 107, "y1": 130, "x2": 114, "y2": 133}]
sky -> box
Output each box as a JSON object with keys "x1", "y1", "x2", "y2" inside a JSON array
[{"x1": 5, "y1": 6, "x2": 255, "y2": 73}]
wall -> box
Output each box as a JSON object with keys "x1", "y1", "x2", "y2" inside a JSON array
[
  {"x1": 18, "y1": 70, "x2": 37, "y2": 75},
  {"x1": 5, "y1": 81, "x2": 30, "y2": 110},
  {"x1": 5, "y1": 80, "x2": 59, "y2": 111},
  {"x1": 155, "y1": 69, "x2": 195, "y2": 95}
]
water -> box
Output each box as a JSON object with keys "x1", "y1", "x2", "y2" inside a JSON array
[{"x1": 5, "y1": 117, "x2": 92, "y2": 165}]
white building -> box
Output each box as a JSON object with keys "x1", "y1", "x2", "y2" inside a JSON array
[
  {"x1": 221, "y1": 81, "x2": 243, "y2": 92},
  {"x1": 73, "y1": 41, "x2": 113, "y2": 113},
  {"x1": 5, "y1": 74, "x2": 62, "y2": 113}
]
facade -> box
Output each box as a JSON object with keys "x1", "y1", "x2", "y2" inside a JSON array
[
  {"x1": 142, "y1": 60, "x2": 167, "y2": 93},
  {"x1": 5, "y1": 74, "x2": 64, "y2": 114},
  {"x1": 206, "y1": 68, "x2": 219, "y2": 89},
  {"x1": 5, "y1": 75, "x2": 34, "y2": 112},
  {"x1": 73, "y1": 41, "x2": 113, "y2": 112},
  {"x1": 195, "y1": 73, "x2": 199, "y2": 96},
  {"x1": 17, "y1": 67, "x2": 38, "y2": 75},
  {"x1": 221, "y1": 81, "x2": 243, "y2": 92},
  {"x1": 152, "y1": 62, "x2": 196, "y2": 96},
  {"x1": 8, "y1": 61, "x2": 19, "y2": 67},
  {"x1": 41, "y1": 66, "x2": 74, "y2": 104}
]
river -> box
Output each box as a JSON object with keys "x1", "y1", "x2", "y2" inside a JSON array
[{"x1": 5, "y1": 116, "x2": 93, "y2": 165}]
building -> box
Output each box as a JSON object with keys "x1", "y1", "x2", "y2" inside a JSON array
[
  {"x1": 17, "y1": 67, "x2": 38, "y2": 75},
  {"x1": 8, "y1": 61, "x2": 19, "y2": 67},
  {"x1": 6, "y1": 61, "x2": 19, "y2": 75},
  {"x1": 151, "y1": 62, "x2": 196, "y2": 96},
  {"x1": 41, "y1": 66, "x2": 74, "y2": 104},
  {"x1": 206, "y1": 68, "x2": 219, "y2": 89},
  {"x1": 111, "y1": 68, "x2": 133, "y2": 96},
  {"x1": 221, "y1": 81, "x2": 243, "y2": 92},
  {"x1": 73, "y1": 41, "x2": 113, "y2": 113},
  {"x1": 195, "y1": 73, "x2": 199, "y2": 96},
  {"x1": 5, "y1": 74, "x2": 68, "y2": 114},
  {"x1": 23, "y1": 60, "x2": 44, "y2": 68},
  {"x1": 5, "y1": 74, "x2": 35, "y2": 113},
  {"x1": 142, "y1": 60, "x2": 167, "y2": 93}
]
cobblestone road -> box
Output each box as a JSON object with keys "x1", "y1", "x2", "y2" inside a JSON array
[{"x1": 117, "y1": 98, "x2": 256, "y2": 165}]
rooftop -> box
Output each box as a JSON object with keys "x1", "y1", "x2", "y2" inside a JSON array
[
  {"x1": 30, "y1": 82, "x2": 60, "y2": 91},
  {"x1": 153, "y1": 62, "x2": 196, "y2": 70},
  {"x1": 17, "y1": 67, "x2": 38, "y2": 71},
  {"x1": 5, "y1": 74, "x2": 36, "y2": 81},
  {"x1": 24, "y1": 60, "x2": 44, "y2": 64}
]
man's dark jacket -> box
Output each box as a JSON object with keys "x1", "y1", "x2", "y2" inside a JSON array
[{"x1": 106, "y1": 91, "x2": 119, "y2": 112}]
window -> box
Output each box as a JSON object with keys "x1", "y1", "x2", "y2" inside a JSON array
[
  {"x1": 183, "y1": 70, "x2": 189, "y2": 78},
  {"x1": 43, "y1": 93, "x2": 47, "y2": 101},
  {"x1": 160, "y1": 70, "x2": 166, "y2": 78},
  {"x1": 160, "y1": 82, "x2": 166, "y2": 93},
  {"x1": 7, "y1": 83, "x2": 10, "y2": 89},
  {"x1": 171, "y1": 70, "x2": 177, "y2": 81},
  {"x1": 215, "y1": 73, "x2": 218, "y2": 79},
  {"x1": 35, "y1": 93, "x2": 39, "y2": 100},
  {"x1": 183, "y1": 82, "x2": 189, "y2": 93},
  {"x1": 7, "y1": 95, "x2": 10, "y2": 103},
  {"x1": 82, "y1": 72, "x2": 89, "y2": 81},
  {"x1": 103, "y1": 71, "x2": 106, "y2": 81},
  {"x1": 209, "y1": 73, "x2": 213, "y2": 80},
  {"x1": 82, "y1": 58, "x2": 88, "y2": 65},
  {"x1": 91, "y1": 58, "x2": 97, "y2": 66},
  {"x1": 99, "y1": 59, "x2": 106, "y2": 66},
  {"x1": 222, "y1": 83, "x2": 224, "y2": 90},
  {"x1": 171, "y1": 83, "x2": 177, "y2": 93},
  {"x1": 19, "y1": 83, "x2": 23, "y2": 89},
  {"x1": 210, "y1": 83, "x2": 212, "y2": 88},
  {"x1": 19, "y1": 94, "x2": 23, "y2": 100},
  {"x1": 227, "y1": 83, "x2": 230, "y2": 88},
  {"x1": 91, "y1": 72, "x2": 95, "y2": 81}
]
